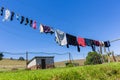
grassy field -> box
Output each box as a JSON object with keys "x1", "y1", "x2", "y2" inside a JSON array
[
  {"x1": 54, "y1": 59, "x2": 85, "y2": 67},
  {"x1": 0, "y1": 59, "x2": 85, "y2": 71},
  {"x1": 0, "y1": 59, "x2": 26, "y2": 71},
  {"x1": 0, "y1": 62, "x2": 120, "y2": 80}
]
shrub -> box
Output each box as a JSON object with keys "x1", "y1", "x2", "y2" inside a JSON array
[
  {"x1": 84, "y1": 51, "x2": 102, "y2": 65},
  {"x1": 18, "y1": 57, "x2": 25, "y2": 61},
  {"x1": 0, "y1": 52, "x2": 4, "y2": 60},
  {"x1": 65, "y1": 63, "x2": 74, "y2": 67}
]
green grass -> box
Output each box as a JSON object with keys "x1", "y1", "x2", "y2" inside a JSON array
[{"x1": 0, "y1": 62, "x2": 120, "y2": 80}]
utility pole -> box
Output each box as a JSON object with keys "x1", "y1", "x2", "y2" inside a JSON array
[
  {"x1": 26, "y1": 51, "x2": 28, "y2": 69},
  {"x1": 69, "y1": 52, "x2": 71, "y2": 63}
]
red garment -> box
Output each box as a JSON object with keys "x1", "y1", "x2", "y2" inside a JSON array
[
  {"x1": 32, "y1": 21, "x2": 37, "y2": 29},
  {"x1": 77, "y1": 37, "x2": 86, "y2": 47},
  {"x1": 93, "y1": 40, "x2": 100, "y2": 46}
]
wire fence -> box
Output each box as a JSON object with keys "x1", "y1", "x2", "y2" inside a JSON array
[{"x1": 0, "y1": 51, "x2": 86, "y2": 71}]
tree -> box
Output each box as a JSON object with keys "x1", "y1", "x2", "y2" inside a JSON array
[
  {"x1": 10, "y1": 57, "x2": 14, "y2": 60},
  {"x1": 18, "y1": 57, "x2": 25, "y2": 61},
  {"x1": 0, "y1": 52, "x2": 4, "y2": 60},
  {"x1": 84, "y1": 51, "x2": 102, "y2": 65}
]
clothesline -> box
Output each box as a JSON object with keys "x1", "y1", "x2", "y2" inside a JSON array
[
  {"x1": 110, "y1": 39, "x2": 120, "y2": 43},
  {"x1": 0, "y1": 6, "x2": 111, "y2": 52}
]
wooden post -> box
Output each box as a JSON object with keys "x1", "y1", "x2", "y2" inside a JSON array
[
  {"x1": 107, "y1": 48, "x2": 111, "y2": 63},
  {"x1": 99, "y1": 46, "x2": 104, "y2": 63},
  {"x1": 26, "y1": 51, "x2": 28, "y2": 69},
  {"x1": 111, "y1": 51, "x2": 116, "y2": 62}
]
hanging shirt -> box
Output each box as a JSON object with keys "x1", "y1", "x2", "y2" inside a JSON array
[
  {"x1": 10, "y1": 11, "x2": 14, "y2": 21},
  {"x1": 91, "y1": 40, "x2": 96, "y2": 52},
  {"x1": 66, "y1": 33, "x2": 80, "y2": 52},
  {"x1": 40, "y1": 24, "x2": 44, "y2": 32},
  {"x1": 25, "y1": 18, "x2": 29, "y2": 25},
  {"x1": 85, "y1": 38, "x2": 96, "y2": 51},
  {"x1": 104, "y1": 41, "x2": 110, "y2": 47},
  {"x1": 32, "y1": 21, "x2": 37, "y2": 29},
  {"x1": 20, "y1": 16, "x2": 25, "y2": 24},
  {"x1": 84, "y1": 38, "x2": 92, "y2": 46},
  {"x1": 93, "y1": 40, "x2": 100, "y2": 46},
  {"x1": 55, "y1": 30, "x2": 67, "y2": 46},
  {"x1": 0, "y1": 7, "x2": 4, "y2": 16},
  {"x1": 2, "y1": 9, "x2": 11, "y2": 21},
  {"x1": 29, "y1": 20, "x2": 33, "y2": 27},
  {"x1": 77, "y1": 37, "x2": 86, "y2": 47},
  {"x1": 99, "y1": 41, "x2": 104, "y2": 47},
  {"x1": 40, "y1": 24, "x2": 54, "y2": 34}
]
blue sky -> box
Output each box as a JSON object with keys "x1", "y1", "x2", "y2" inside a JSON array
[{"x1": 0, "y1": 0, "x2": 120, "y2": 61}]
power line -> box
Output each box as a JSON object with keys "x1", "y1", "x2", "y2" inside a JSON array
[
  {"x1": 1, "y1": 51, "x2": 69, "y2": 55},
  {"x1": 28, "y1": 51, "x2": 69, "y2": 55},
  {"x1": 110, "y1": 38, "x2": 120, "y2": 43},
  {"x1": 2, "y1": 52, "x2": 25, "y2": 55}
]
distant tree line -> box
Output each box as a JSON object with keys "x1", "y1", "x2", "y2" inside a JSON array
[{"x1": 10, "y1": 56, "x2": 25, "y2": 61}]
